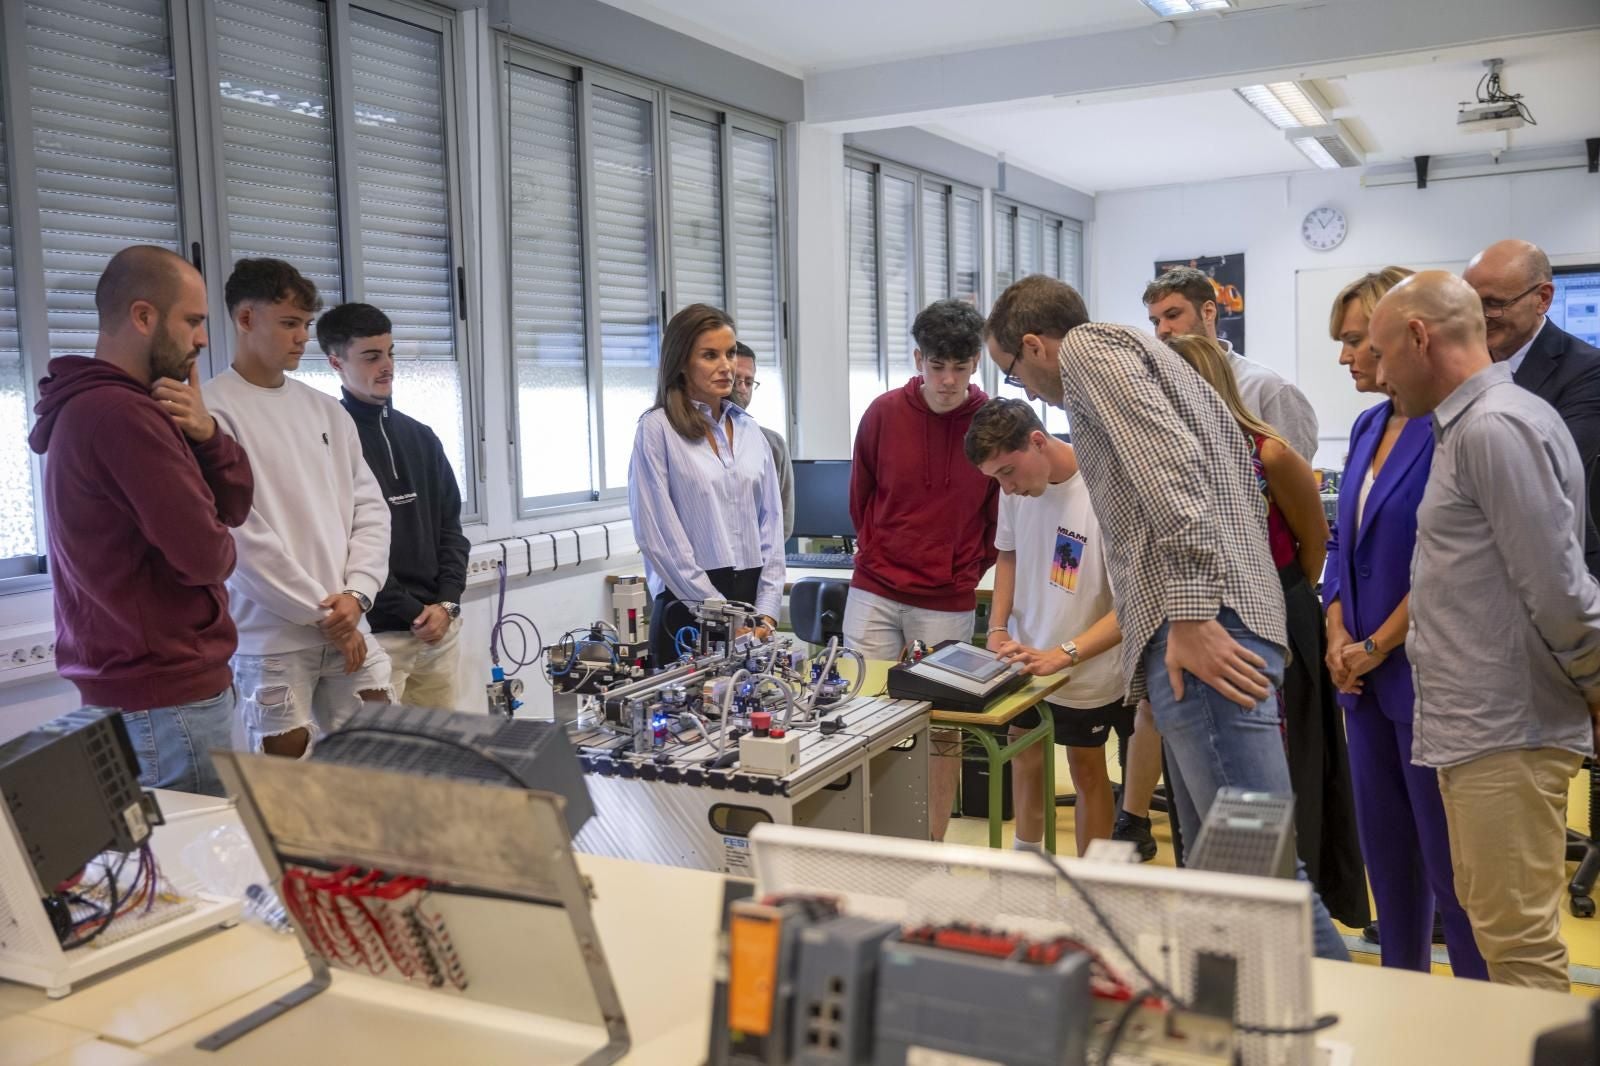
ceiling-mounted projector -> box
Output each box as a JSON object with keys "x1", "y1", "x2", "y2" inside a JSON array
[{"x1": 1457, "y1": 101, "x2": 1527, "y2": 134}]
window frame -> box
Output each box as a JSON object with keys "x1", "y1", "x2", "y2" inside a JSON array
[
  {"x1": 191, "y1": 0, "x2": 481, "y2": 518},
  {"x1": 988, "y1": 194, "x2": 1086, "y2": 421},
  {"x1": 844, "y1": 149, "x2": 981, "y2": 411},
  {"x1": 498, "y1": 33, "x2": 791, "y2": 518}
]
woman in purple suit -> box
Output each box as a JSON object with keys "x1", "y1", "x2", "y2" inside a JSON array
[{"x1": 1322, "y1": 267, "x2": 1487, "y2": 979}]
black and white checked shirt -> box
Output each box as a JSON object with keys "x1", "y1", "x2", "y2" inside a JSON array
[{"x1": 1056, "y1": 323, "x2": 1287, "y2": 701}]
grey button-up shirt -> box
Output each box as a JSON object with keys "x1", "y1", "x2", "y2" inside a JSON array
[
  {"x1": 1221, "y1": 343, "x2": 1320, "y2": 462},
  {"x1": 1410, "y1": 361, "x2": 1600, "y2": 768}
]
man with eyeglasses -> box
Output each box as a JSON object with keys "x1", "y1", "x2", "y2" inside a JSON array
[
  {"x1": 1465, "y1": 240, "x2": 1600, "y2": 578},
  {"x1": 731, "y1": 342, "x2": 793, "y2": 540}
]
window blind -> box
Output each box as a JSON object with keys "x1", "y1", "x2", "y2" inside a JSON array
[
  {"x1": 507, "y1": 64, "x2": 589, "y2": 501},
  {"x1": 846, "y1": 165, "x2": 878, "y2": 433},
  {"x1": 1044, "y1": 219, "x2": 1060, "y2": 280},
  {"x1": 1018, "y1": 213, "x2": 1041, "y2": 277},
  {"x1": 589, "y1": 85, "x2": 657, "y2": 490},
  {"x1": 994, "y1": 205, "x2": 1015, "y2": 294},
  {"x1": 952, "y1": 194, "x2": 979, "y2": 307},
  {"x1": 215, "y1": 0, "x2": 342, "y2": 301},
  {"x1": 1062, "y1": 219, "x2": 1084, "y2": 290},
  {"x1": 730, "y1": 127, "x2": 783, "y2": 428},
  {"x1": 0, "y1": 101, "x2": 35, "y2": 561},
  {"x1": 668, "y1": 112, "x2": 724, "y2": 312},
  {"x1": 921, "y1": 184, "x2": 948, "y2": 303},
  {"x1": 26, "y1": 0, "x2": 182, "y2": 354},
  {"x1": 883, "y1": 174, "x2": 915, "y2": 382}
]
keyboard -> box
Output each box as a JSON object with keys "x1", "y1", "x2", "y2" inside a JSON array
[{"x1": 786, "y1": 552, "x2": 854, "y2": 569}]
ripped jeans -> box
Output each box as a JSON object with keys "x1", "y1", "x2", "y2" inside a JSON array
[{"x1": 233, "y1": 637, "x2": 393, "y2": 753}]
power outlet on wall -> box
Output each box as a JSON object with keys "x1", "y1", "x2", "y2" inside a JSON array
[{"x1": 0, "y1": 624, "x2": 58, "y2": 686}]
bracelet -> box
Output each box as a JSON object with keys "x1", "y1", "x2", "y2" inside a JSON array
[{"x1": 987, "y1": 625, "x2": 1009, "y2": 634}]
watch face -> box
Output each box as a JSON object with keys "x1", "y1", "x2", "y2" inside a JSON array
[{"x1": 1301, "y1": 206, "x2": 1347, "y2": 251}]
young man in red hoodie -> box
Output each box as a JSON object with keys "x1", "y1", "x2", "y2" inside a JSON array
[
  {"x1": 846, "y1": 298, "x2": 999, "y2": 840},
  {"x1": 30, "y1": 245, "x2": 254, "y2": 796}
]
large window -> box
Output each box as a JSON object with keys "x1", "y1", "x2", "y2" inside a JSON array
[
  {"x1": 992, "y1": 197, "x2": 1085, "y2": 432},
  {"x1": 0, "y1": 0, "x2": 477, "y2": 580},
  {"x1": 844, "y1": 153, "x2": 980, "y2": 438},
  {"x1": 501, "y1": 39, "x2": 788, "y2": 513}
]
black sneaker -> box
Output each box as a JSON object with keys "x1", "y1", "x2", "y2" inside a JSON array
[
  {"x1": 1113, "y1": 811, "x2": 1158, "y2": 862},
  {"x1": 1363, "y1": 922, "x2": 1380, "y2": 945}
]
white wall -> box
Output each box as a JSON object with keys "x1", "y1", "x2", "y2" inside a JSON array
[
  {"x1": 1090, "y1": 166, "x2": 1600, "y2": 466},
  {"x1": 0, "y1": 560, "x2": 644, "y2": 745}
]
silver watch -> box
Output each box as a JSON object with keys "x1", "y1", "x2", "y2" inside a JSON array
[
  {"x1": 440, "y1": 601, "x2": 461, "y2": 619},
  {"x1": 341, "y1": 588, "x2": 372, "y2": 613},
  {"x1": 1060, "y1": 640, "x2": 1081, "y2": 666}
]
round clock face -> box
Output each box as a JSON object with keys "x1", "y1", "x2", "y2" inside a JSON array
[{"x1": 1302, "y1": 206, "x2": 1347, "y2": 251}]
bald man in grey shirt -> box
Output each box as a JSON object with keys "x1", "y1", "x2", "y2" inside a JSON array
[{"x1": 1371, "y1": 270, "x2": 1600, "y2": 992}]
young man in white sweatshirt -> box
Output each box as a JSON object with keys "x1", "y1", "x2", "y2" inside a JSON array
[{"x1": 204, "y1": 259, "x2": 392, "y2": 757}]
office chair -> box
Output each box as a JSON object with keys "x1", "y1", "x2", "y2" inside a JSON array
[{"x1": 788, "y1": 576, "x2": 849, "y2": 646}]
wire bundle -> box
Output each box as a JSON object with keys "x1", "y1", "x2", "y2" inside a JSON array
[
  {"x1": 489, "y1": 560, "x2": 544, "y2": 677},
  {"x1": 54, "y1": 844, "x2": 168, "y2": 950},
  {"x1": 280, "y1": 864, "x2": 467, "y2": 991}
]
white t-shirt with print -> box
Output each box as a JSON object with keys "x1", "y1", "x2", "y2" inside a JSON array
[{"x1": 994, "y1": 473, "x2": 1123, "y2": 709}]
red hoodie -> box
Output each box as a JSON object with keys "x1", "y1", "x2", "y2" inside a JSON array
[
  {"x1": 29, "y1": 357, "x2": 254, "y2": 710},
  {"x1": 849, "y1": 378, "x2": 999, "y2": 612}
]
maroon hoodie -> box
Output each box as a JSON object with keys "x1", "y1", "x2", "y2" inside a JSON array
[
  {"x1": 849, "y1": 378, "x2": 999, "y2": 612},
  {"x1": 29, "y1": 357, "x2": 254, "y2": 710}
]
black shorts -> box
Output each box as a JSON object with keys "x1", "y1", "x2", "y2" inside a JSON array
[{"x1": 1014, "y1": 699, "x2": 1134, "y2": 748}]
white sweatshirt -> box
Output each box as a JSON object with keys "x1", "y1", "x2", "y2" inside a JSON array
[{"x1": 204, "y1": 369, "x2": 390, "y2": 655}]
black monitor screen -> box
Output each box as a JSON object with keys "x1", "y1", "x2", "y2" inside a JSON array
[{"x1": 791, "y1": 460, "x2": 855, "y2": 539}]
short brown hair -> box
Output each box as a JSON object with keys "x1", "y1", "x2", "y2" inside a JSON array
[
  {"x1": 655, "y1": 303, "x2": 737, "y2": 442},
  {"x1": 1329, "y1": 267, "x2": 1414, "y2": 339},
  {"x1": 1142, "y1": 265, "x2": 1215, "y2": 316},
  {"x1": 964, "y1": 397, "x2": 1044, "y2": 466},
  {"x1": 984, "y1": 274, "x2": 1089, "y2": 357},
  {"x1": 224, "y1": 258, "x2": 321, "y2": 315}
]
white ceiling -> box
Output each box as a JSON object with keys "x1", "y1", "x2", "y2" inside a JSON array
[
  {"x1": 592, "y1": 0, "x2": 1160, "y2": 74},
  {"x1": 933, "y1": 32, "x2": 1600, "y2": 192}
]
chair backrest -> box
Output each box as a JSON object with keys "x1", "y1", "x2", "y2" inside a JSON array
[{"x1": 789, "y1": 577, "x2": 850, "y2": 646}]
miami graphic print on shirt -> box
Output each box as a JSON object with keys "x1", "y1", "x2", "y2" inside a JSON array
[{"x1": 1052, "y1": 528, "x2": 1087, "y2": 593}]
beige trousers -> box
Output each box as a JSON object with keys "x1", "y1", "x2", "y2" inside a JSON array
[
  {"x1": 374, "y1": 619, "x2": 464, "y2": 710},
  {"x1": 1437, "y1": 746, "x2": 1584, "y2": 991}
]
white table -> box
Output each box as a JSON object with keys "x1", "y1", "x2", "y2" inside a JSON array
[{"x1": 0, "y1": 811, "x2": 1587, "y2": 1065}]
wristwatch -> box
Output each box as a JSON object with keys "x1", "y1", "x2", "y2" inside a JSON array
[
  {"x1": 1363, "y1": 638, "x2": 1383, "y2": 656},
  {"x1": 1060, "y1": 640, "x2": 1081, "y2": 666},
  {"x1": 341, "y1": 589, "x2": 372, "y2": 613},
  {"x1": 439, "y1": 601, "x2": 461, "y2": 619}
]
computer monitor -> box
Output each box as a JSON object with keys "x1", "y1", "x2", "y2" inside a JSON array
[
  {"x1": 791, "y1": 460, "x2": 855, "y2": 539},
  {"x1": 1553, "y1": 265, "x2": 1600, "y2": 348}
]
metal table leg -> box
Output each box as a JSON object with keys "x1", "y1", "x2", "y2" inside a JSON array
[{"x1": 955, "y1": 713, "x2": 1057, "y2": 854}]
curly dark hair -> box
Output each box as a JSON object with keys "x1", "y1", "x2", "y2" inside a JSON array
[
  {"x1": 964, "y1": 397, "x2": 1045, "y2": 466},
  {"x1": 223, "y1": 258, "x2": 321, "y2": 315},
  {"x1": 911, "y1": 298, "x2": 985, "y2": 362}
]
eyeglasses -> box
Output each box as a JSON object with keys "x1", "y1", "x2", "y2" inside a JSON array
[
  {"x1": 1001, "y1": 351, "x2": 1025, "y2": 388},
  {"x1": 734, "y1": 377, "x2": 760, "y2": 391},
  {"x1": 1481, "y1": 282, "x2": 1543, "y2": 318}
]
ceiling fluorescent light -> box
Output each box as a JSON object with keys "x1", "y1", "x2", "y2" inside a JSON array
[
  {"x1": 1236, "y1": 82, "x2": 1327, "y2": 129},
  {"x1": 1286, "y1": 123, "x2": 1365, "y2": 169},
  {"x1": 1142, "y1": 0, "x2": 1232, "y2": 16}
]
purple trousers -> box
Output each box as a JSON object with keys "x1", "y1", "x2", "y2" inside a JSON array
[{"x1": 1345, "y1": 700, "x2": 1488, "y2": 978}]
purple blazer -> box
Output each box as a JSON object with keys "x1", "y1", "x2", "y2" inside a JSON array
[{"x1": 1321, "y1": 399, "x2": 1435, "y2": 723}]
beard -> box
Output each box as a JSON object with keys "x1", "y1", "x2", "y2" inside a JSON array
[
  {"x1": 148, "y1": 322, "x2": 196, "y2": 383},
  {"x1": 729, "y1": 390, "x2": 752, "y2": 410}
]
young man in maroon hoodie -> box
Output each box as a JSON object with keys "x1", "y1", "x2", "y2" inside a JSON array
[
  {"x1": 29, "y1": 245, "x2": 254, "y2": 796},
  {"x1": 846, "y1": 298, "x2": 1000, "y2": 840}
]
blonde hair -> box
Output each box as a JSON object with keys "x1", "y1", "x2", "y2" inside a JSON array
[
  {"x1": 1328, "y1": 267, "x2": 1414, "y2": 340},
  {"x1": 1165, "y1": 334, "x2": 1285, "y2": 447}
]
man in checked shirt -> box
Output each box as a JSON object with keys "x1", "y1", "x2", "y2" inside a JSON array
[{"x1": 984, "y1": 274, "x2": 1349, "y2": 961}]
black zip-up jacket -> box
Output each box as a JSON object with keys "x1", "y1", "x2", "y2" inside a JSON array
[{"x1": 340, "y1": 389, "x2": 470, "y2": 633}]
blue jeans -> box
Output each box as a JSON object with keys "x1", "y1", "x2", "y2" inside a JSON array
[
  {"x1": 87, "y1": 689, "x2": 236, "y2": 798},
  {"x1": 1144, "y1": 609, "x2": 1350, "y2": 962}
]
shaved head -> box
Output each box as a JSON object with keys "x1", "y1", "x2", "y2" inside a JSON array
[
  {"x1": 95, "y1": 246, "x2": 197, "y2": 333},
  {"x1": 1369, "y1": 271, "x2": 1494, "y2": 416},
  {"x1": 1462, "y1": 239, "x2": 1556, "y2": 360}
]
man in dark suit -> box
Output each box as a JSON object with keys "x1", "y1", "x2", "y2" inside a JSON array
[{"x1": 1465, "y1": 239, "x2": 1600, "y2": 578}]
